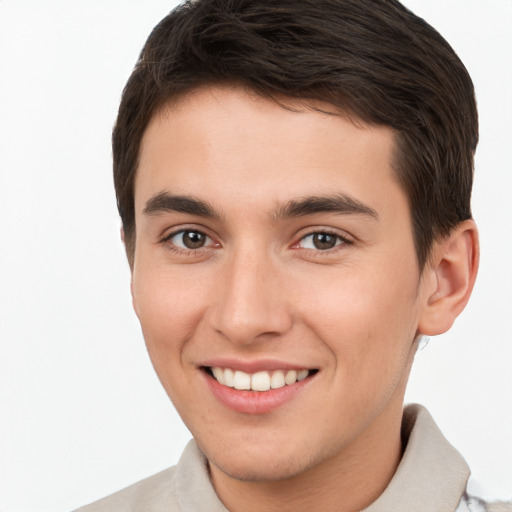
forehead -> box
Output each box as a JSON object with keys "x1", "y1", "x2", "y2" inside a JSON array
[{"x1": 135, "y1": 86, "x2": 404, "y2": 219}]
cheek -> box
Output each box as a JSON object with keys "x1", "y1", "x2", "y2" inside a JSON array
[
  {"x1": 131, "y1": 266, "x2": 215, "y2": 417},
  {"x1": 302, "y1": 264, "x2": 420, "y2": 380},
  {"x1": 132, "y1": 265, "x2": 209, "y2": 368}
]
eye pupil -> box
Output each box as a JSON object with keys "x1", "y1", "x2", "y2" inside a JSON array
[
  {"x1": 313, "y1": 233, "x2": 337, "y2": 250},
  {"x1": 183, "y1": 231, "x2": 205, "y2": 249}
]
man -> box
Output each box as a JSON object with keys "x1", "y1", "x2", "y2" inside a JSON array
[{"x1": 76, "y1": 0, "x2": 510, "y2": 510}]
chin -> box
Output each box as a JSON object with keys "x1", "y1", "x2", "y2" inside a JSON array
[
  {"x1": 208, "y1": 450, "x2": 312, "y2": 482},
  {"x1": 197, "y1": 431, "x2": 331, "y2": 483}
]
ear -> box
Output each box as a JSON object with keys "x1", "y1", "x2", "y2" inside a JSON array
[{"x1": 418, "y1": 219, "x2": 479, "y2": 336}]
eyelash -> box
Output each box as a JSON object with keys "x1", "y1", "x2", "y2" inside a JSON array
[
  {"x1": 160, "y1": 228, "x2": 352, "y2": 255},
  {"x1": 294, "y1": 230, "x2": 352, "y2": 253},
  {"x1": 160, "y1": 229, "x2": 217, "y2": 255}
]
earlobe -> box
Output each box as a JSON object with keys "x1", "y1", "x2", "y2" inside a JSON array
[{"x1": 418, "y1": 219, "x2": 479, "y2": 336}]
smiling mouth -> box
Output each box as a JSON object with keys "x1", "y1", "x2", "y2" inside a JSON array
[{"x1": 203, "y1": 367, "x2": 318, "y2": 392}]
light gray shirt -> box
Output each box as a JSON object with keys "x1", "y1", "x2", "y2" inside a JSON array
[{"x1": 75, "y1": 404, "x2": 511, "y2": 511}]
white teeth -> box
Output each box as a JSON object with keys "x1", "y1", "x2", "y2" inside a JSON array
[
  {"x1": 251, "y1": 371, "x2": 271, "y2": 391},
  {"x1": 210, "y1": 367, "x2": 311, "y2": 391},
  {"x1": 212, "y1": 367, "x2": 225, "y2": 385},
  {"x1": 224, "y1": 368, "x2": 234, "y2": 387},
  {"x1": 284, "y1": 370, "x2": 297, "y2": 385},
  {"x1": 297, "y1": 369, "x2": 309, "y2": 381},
  {"x1": 233, "y1": 370, "x2": 251, "y2": 390},
  {"x1": 270, "y1": 370, "x2": 285, "y2": 389}
]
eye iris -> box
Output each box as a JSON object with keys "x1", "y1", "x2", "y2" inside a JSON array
[
  {"x1": 313, "y1": 233, "x2": 337, "y2": 250},
  {"x1": 183, "y1": 231, "x2": 205, "y2": 249}
]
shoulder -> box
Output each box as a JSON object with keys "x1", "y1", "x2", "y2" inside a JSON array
[
  {"x1": 364, "y1": 405, "x2": 512, "y2": 512},
  {"x1": 74, "y1": 465, "x2": 179, "y2": 512},
  {"x1": 457, "y1": 493, "x2": 512, "y2": 512},
  {"x1": 73, "y1": 440, "x2": 227, "y2": 512}
]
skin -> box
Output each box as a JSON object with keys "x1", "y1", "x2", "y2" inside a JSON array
[{"x1": 130, "y1": 86, "x2": 478, "y2": 512}]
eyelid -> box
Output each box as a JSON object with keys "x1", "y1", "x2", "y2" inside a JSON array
[
  {"x1": 160, "y1": 226, "x2": 220, "y2": 250},
  {"x1": 292, "y1": 227, "x2": 353, "y2": 251},
  {"x1": 159, "y1": 224, "x2": 352, "y2": 253}
]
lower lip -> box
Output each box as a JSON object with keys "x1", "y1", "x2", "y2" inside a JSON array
[{"x1": 202, "y1": 370, "x2": 314, "y2": 415}]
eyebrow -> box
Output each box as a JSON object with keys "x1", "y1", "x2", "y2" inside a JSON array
[
  {"x1": 143, "y1": 191, "x2": 378, "y2": 221},
  {"x1": 143, "y1": 192, "x2": 221, "y2": 218},
  {"x1": 273, "y1": 194, "x2": 379, "y2": 220}
]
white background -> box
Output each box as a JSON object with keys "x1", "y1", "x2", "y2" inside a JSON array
[{"x1": 0, "y1": 1, "x2": 510, "y2": 511}]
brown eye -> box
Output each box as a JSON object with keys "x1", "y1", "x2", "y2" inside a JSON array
[
  {"x1": 169, "y1": 230, "x2": 210, "y2": 249},
  {"x1": 299, "y1": 232, "x2": 345, "y2": 251},
  {"x1": 312, "y1": 233, "x2": 337, "y2": 250}
]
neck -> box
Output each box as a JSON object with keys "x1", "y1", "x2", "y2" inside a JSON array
[{"x1": 209, "y1": 401, "x2": 405, "y2": 512}]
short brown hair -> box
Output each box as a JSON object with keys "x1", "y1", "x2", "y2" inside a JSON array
[{"x1": 113, "y1": 0, "x2": 478, "y2": 268}]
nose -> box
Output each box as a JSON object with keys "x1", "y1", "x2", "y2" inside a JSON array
[{"x1": 207, "y1": 249, "x2": 293, "y2": 345}]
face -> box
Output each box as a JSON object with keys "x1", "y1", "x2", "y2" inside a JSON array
[{"x1": 131, "y1": 86, "x2": 432, "y2": 482}]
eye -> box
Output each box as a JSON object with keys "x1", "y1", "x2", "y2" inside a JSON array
[
  {"x1": 166, "y1": 230, "x2": 214, "y2": 250},
  {"x1": 298, "y1": 232, "x2": 346, "y2": 251}
]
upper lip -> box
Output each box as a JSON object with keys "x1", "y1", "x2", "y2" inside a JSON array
[{"x1": 199, "y1": 358, "x2": 317, "y2": 374}]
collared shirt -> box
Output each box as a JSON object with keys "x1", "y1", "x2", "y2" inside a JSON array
[{"x1": 75, "y1": 404, "x2": 511, "y2": 511}]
